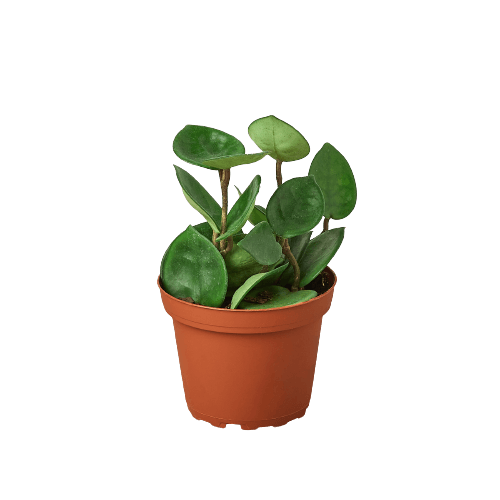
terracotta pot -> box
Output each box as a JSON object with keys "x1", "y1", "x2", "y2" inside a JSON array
[{"x1": 158, "y1": 267, "x2": 337, "y2": 430}]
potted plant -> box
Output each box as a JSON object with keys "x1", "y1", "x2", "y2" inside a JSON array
[{"x1": 158, "y1": 115, "x2": 357, "y2": 429}]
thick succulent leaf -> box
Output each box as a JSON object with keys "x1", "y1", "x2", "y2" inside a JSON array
[
  {"x1": 173, "y1": 125, "x2": 245, "y2": 170},
  {"x1": 230, "y1": 266, "x2": 287, "y2": 309},
  {"x1": 174, "y1": 165, "x2": 221, "y2": 232},
  {"x1": 248, "y1": 115, "x2": 310, "y2": 162},
  {"x1": 202, "y1": 152, "x2": 268, "y2": 170},
  {"x1": 216, "y1": 175, "x2": 261, "y2": 241},
  {"x1": 194, "y1": 221, "x2": 244, "y2": 242},
  {"x1": 160, "y1": 225, "x2": 228, "y2": 307},
  {"x1": 266, "y1": 176, "x2": 324, "y2": 238},
  {"x1": 278, "y1": 231, "x2": 313, "y2": 286},
  {"x1": 237, "y1": 285, "x2": 317, "y2": 310},
  {"x1": 249, "y1": 205, "x2": 267, "y2": 225},
  {"x1": 235, "y1": 186, "x2": 267, "y2": 225},
  {"x1": 238, "y1": 221, "x2": 283, "y2": 266},
  {"x1": 298, "y1": 227, "x2": 345, "y2": 287},
  {"x1": 193, "y1": 221, "x2": 214, "y2": 240},
  {"x1": 224, "y1": 244, "x2": 263, "y2": 296},
  {"x1": 309, "y1": 143, "x2": 357, "y2": 219}
]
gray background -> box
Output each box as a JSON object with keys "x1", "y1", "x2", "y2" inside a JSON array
[{"x1": 1, "y1": 0, "x2": 498, "y2": 498}]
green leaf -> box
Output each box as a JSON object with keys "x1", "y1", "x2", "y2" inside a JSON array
[
  {"x1": 237, "y1": 221, "x2": 283, "y2": 266},
  {"x1": 173, "y1": 125, "x2": 245, "y2": 170},
  {"x1": 202, "y1": 152, "x2": 268, "y2": 170},
  {"x1": 266, "y1": 176, "x2": 324, "y2": 238},
  {"x1": 230, "y1": 266, "x2": 287, "y2": 309},
  {"x1": 237, "y1": 285, "x2": 317, "y2": 310},
  {"x1": 248, "y1": 115, "x2": 310, "y2": 162},
  {"x1": 309, "y1": 143, "x2": 357, "y2": 220},
  {"x1": 235, "y1": 186, "x2": 267, "y2": 225},
  {"x1": 249, "y1": 205, "x2": 267, "y2": 225},
  {"x1": 278, "y1": 231, "x2": 312, "y2": 286},
  {"x1": 224, "y1": 244, "x2": 263, "y2": 296},
  {"x1": 160, "y1": 226, "x2": 228, "y2": 307},
  {"x1": 194, "y1": 221, "x2": 244, "y2": 242},
  {"x1": 216, "y1": 175, "x2": 261, "y2": 241},
  {"x1": 174, "y1": 165, "x2": 221, "y2": 232},
  {"x1": 193, "y1": 221, "x2": 214, "y2": 240},
  {"x1": 298, "y1": 227, "x2": 345, "y2": 287}
]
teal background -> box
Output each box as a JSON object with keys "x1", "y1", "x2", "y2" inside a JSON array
[{"x1": 1, "y1": 2, "x2": 498, "y2": 500}]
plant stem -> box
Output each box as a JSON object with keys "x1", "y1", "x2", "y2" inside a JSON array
[
  {"x1": 260, "y1": 265, "x2": 269, "y2": 273},
  {"x1": 276, "y1": 159, "x2": 283, "y2": 186},
  {"x1": 219, "y1": 168, "x2": 230, "y2": 254},
  {"x1": 221, "y1": 236, "x2": 233, "y2": 257},
  {"x1": 212, "y1": 230, "x2": 219, "y2": 249},
  {"x1": 322, "y1": 217, "x2": 330, "y2": 233},
  {"x1": 281, "y1": 237, "x2": 300, "y2": 292},
  {"x1": 276, "y1": 160, "x2": 283, "y2": 247}
]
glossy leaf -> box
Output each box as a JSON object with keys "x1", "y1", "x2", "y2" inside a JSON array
[
  {"x1": 298, "y1": 227, "x2": 345, "y2": 287},
  {"x1": 224, "y1": 244, "x2": 264, "y2": 296},
  {"x1": 309, "y1": 143, "x2": 357, "y2": 219},
  {"x1": 237, "y1": 285, "x2": 317, "y2": 310},
  {"x1": 193, "y1": 221, "x2": 213, "y2": 240},
  {"x1": 194, "y1": 221, "x2": 244, "y2": 242},
  {"x1": 174, "y1": 165, "x2": 221, "y2": 232},
  {"x1": 235, "y1": 186, "x2": 266, "y2": 225},
  {"x1": 230, "y1": 266, "x2": 287, "y2": 309},
  {"x1": 238, "y1": 221, "x2": 283, "y2": 266},
  {"x1": 173, "y1": 125, "x2": 245, "y2": 170},
  {"x1": 160, "y1": 225, "x2": 228, "y2": 307},
  {"x1": 278, "y1": 231, "x2": 312, "y2": 286},
  {"x1": 266, "y1": 176, "x2": 324, "y2": 238},
  {"x1": 249, "y1": 205, "x2": 267, "y2": 225},
  {"x1": 216, "y1": 175, "x2": 261, "y2": 241},
  {"x1": 202, "y1": 152, "x2": 268, "y2": 170},
  {"x1": 248, "y1": 115, "x2": 310, "y2": 162}
]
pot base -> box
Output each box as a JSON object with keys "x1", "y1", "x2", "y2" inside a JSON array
[{"x1": 189, "y1": 406, "x2": 307, "y2": 430}]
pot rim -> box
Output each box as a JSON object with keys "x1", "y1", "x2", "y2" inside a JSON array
[{"x1": 157, "y1": 267, "x2": 337, "y2": 313}]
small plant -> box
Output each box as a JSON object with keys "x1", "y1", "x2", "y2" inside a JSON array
[{"x1": 160, "y1": 116, "x2": 357, "y2": 310}]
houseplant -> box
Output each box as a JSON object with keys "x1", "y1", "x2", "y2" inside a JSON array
[{"x1": 158, "y1": 115, "x2": 357, "y2": 429}]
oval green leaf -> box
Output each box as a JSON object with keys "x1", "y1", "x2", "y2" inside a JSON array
[
  {"x1": 298, "y1": 227, "x2": 345, "y2": 287},
  {"x1": 248, "y1": 115, "x2": 310, "y2": 162},
  {"x1": 235, "y1": 186, "x2": 267, "y2": 225},
  {"x1": 174, "y1": 165, "x2": 222, "y2": 232},
  {"x1": 160, "y1": 225, "x2": 228, "y2": 307},
  {"x1": 266, "y1": 176, "x2": 324, "y2": 238},
  {"x1": 173, "y1": 125, "x2": 245, "y2": 170},
  {"x1": 237, "y1": 285, "x2": 317, "y2": 310},
  {"x1": 249, "y1": 205, "x2": 267, "y2": 225},
  {"x1": 202, "y1": 152, "x2": 269, "y2": 170},
  {"x1": 237, "y1": 221, "x2": 283, "y2": 266},
  {"x1": 216, "y1": 175, "x2": 261, "y2": 241},
  {"x1": 309, "y1": 143, "x2": 357, "y2": 220},
  {"x1": 194, "y1": 221, "x2": 244, "y2": 242},
  {"x1": 224, "y1": 244, "x2": 263, "y2": 296},
  {"x1": 230, "y1": 266, "x2": 287, "y2": 309},
  {"x1": 193, "y1": 221, "x2": 214, "y2": 240}
]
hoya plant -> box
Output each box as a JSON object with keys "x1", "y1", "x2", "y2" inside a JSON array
[{"x1": 160, "y1": 116, "x2": 357, "y2": 310}]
